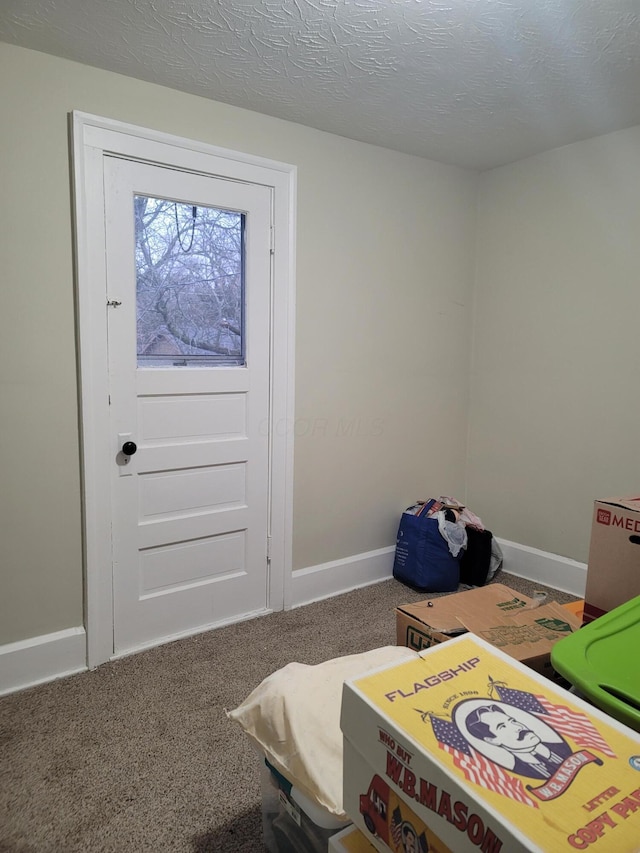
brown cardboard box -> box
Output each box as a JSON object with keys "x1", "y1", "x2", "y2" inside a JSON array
[
  {"x1": 341, "y1": 635, "x2": 640, "y2": 853},
  {"x1": 584, "y1": 496, "x2": 640, "y2": 623},
  {"x1": 457, "y1": 600, "x2": 581, "y2": 675},
  {"x1": 396, "y1": 583, "x2": 580, "y2": 677},
  {"x1": 396, "y1": 583, "x2": 536, "y2": 650}
]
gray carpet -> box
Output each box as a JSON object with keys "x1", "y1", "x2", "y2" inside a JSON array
[{"x1": 0, "y1": 573, "x2": 577, "y2": 853}]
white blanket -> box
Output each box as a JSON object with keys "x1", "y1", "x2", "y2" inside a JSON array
[{"x1": 227, "y1": 646, "x2": 417, "y2": 817}]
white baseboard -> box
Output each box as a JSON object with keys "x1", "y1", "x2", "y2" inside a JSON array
[
  {"x1": 0, "y1": 540, "x2": 586, "y2": 696},
  {"x1": 291, "y1": 546, "x2": 396, "y2": 608},
  {"x1": 0, "y1": 626, "x2": 87, "y2": 697},
  {"x1": 291, "y1": 539, "x2": 587, "y2": 610},
  {"x1": 497, "y1": 538, "x2": 587, "y2": 598}
]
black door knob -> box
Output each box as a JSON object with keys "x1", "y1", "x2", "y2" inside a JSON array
[{"x1": 122, "y1": 441, "x2": 137, "y2": 456}]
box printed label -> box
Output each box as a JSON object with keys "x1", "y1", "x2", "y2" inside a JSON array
[
  {"x1": 428, "y1": 684, "x2": 610, "y2": 803},
  {"x1": 474, "y1": 620, "x2": 572, "y2": 649},
  {"x1": 495, "y1": 597, "x2": 529, "y2": 612},
  {"x1": 596, "y1": 507, "x2": 640, "y2": 533},
  {"x1": 406, "y1": 625, "x2": 437, "y2": 652},
  {"x1": 351, "y1": 637, "x2": 640, "y2": 851},
  {"x1": 358, "y1": 772, "x2": 452, "y2": 853}
]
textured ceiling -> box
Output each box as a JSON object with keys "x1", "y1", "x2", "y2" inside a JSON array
[{"x1": 1, "y1": 0, "x2": 640, "y2": 170}]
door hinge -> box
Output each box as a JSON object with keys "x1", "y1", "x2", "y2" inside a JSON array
[
  {"x1": 266, "y1": 535, "x2": 272, "y2": 562},
  {"x1": 270, "y1": 225, "x2": 275, "y2": 255}
]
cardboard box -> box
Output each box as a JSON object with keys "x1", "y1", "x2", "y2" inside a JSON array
[
  {"x1": 328, "y1": 824, "x2": 383, "y2": 853},
  {"x1": 584, "y1": 496, "x2": 640, "y2": 623},
  {"x1": 396, "y1": 584, "x2": 580, "y2": 678},
  {"x1": 341, "y1": 635, "x2": 640, "y2": 853},
  {"x1": 343, "y1": 741, "x2": 453, "y2": 853},
  {"x1": 396, "y1": 584, "x2": 536, "y2": 650}
]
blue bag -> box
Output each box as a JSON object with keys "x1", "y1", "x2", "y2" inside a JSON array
[{"x1": 392, "y1": 509, "x2": 460, "y2": 592}]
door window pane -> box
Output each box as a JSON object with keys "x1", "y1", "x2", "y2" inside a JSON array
[{"x1": 134, "y1": 195, "x2": 245, "y2": 367}]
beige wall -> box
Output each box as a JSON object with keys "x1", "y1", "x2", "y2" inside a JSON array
[
  {"x1": 0, "y1": 43, "x2": 478, "y2": 645},
  {"x1": 467, "y1": 125, "x2": 640, "y2": 563}
]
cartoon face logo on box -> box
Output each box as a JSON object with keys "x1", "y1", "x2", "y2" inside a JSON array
[
  {"x1": 398, "y1": 821, "x2": 423, "y2": 853},
  {"x1": 428, "y1": 682, "x2": 614, "y2": 805},
  {"x1": 455, "y1": 700, "x2": 572, "y2": 780}
]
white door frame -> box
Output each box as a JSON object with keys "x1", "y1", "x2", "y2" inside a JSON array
[{"x1": 70, "y1": 111, "x2": 296, "y2": 668}]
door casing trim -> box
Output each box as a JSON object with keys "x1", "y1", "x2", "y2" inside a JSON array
[{"x1": 70, "y1": 111, "x2": 296, "y2": 668}]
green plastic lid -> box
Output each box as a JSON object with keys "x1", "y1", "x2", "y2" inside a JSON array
[{"x1": 551, "y1": 595, "x2": 640, "y2": 732}]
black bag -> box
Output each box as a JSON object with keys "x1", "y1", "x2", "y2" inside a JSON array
[{"x1": 459, "y1": 527, "x2": 494, "y2": 587}]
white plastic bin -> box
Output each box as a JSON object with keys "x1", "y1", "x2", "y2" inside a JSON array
[{"x1": 260, "y1": 757, "x2": 351, "y2": 853}]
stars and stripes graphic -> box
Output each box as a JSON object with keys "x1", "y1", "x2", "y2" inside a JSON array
[
  {"x1": 430, "y1": 714, "x2": 538, "y2": 808},
  {"x1": 389, "y1": 808, "x2": 429, "y2": 853},
  {"x1": 390, "y1": 805, "x2": 403, "y2": 848},
  {"x1": 492, "y1": 685, "x2": 616, "y2": 758}
]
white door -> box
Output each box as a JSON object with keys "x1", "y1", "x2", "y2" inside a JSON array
[{"x1": 104, "y1": 156, "x2": 272, "y2": 654}]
